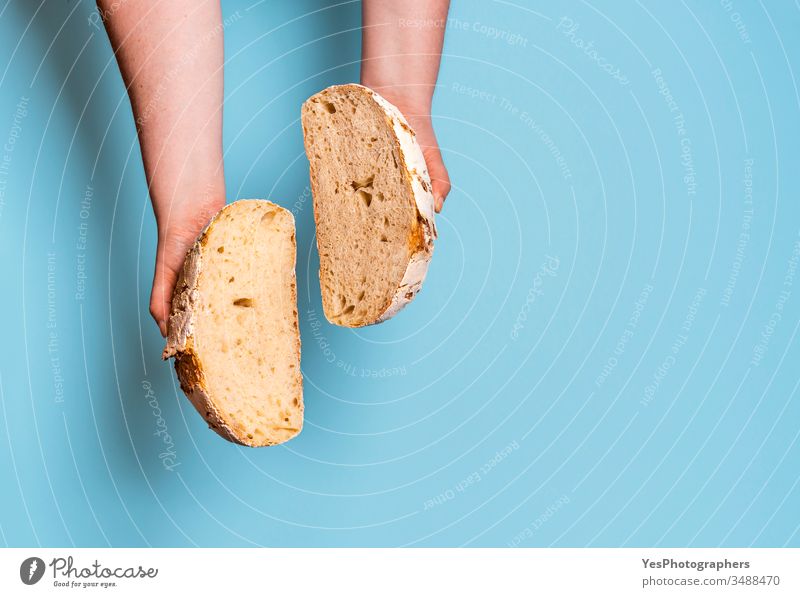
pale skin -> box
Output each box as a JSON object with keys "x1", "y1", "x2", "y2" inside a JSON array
[
  {"x1": 361, "y1": 0, "x2": 452, "y2": 212},
  {"x1": 99, "y1": 0, "x2": 450, "y2": 336}
]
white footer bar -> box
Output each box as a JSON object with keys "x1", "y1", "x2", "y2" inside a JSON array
[{"x1": 1, "y1": 548, "x2": 798, "y2": 595}]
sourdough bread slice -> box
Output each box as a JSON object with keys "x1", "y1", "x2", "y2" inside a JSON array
[
  {"x1": 162, "y1": 200, "x2": 303, "y2": 447},
  {"x1": 301, "y1": 83, "x2": 437, "y2": 327}
]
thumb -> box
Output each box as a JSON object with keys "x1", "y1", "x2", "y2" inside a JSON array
[
  {"x1": 393, "y1": 108, "x2": 451, "y2": 212},
  {"x1": 422, "y1": 144, "x2": 451, "y2": 213},
  {"x1": 150, "y1": 250, "x2": 178, "y2": 338},
  {"x1": 150, "y1": 234, "x2": 189, "y2": 337}
]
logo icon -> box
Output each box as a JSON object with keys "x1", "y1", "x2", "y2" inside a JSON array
[{"x1": 20, "y1": 557, "x2": 45, "y2": 585}]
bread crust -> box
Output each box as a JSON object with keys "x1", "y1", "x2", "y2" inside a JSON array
[
  {"x1": 162, "y1": 200, "x2": 302, "y2": 447},
  {"x1": 302, "y1": 84, "x2": 437, "y2": 327}
]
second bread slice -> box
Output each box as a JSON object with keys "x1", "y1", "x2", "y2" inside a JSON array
[{"x1": 301, "y1": 84, "x2": 437, "y2": 327}]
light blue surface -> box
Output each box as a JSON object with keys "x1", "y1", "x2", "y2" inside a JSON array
[{"x1": 0, "y1": 0, "x2": 798, "y2": 547}]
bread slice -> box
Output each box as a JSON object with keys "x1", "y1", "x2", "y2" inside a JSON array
[
  {"x1": 162, "y1": 200, "x2": 303, "y2": 447},
  {"x1": 301, "y1": 83, "x2": 437, "y2": 327}
]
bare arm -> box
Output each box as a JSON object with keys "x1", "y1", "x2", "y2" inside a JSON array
[
  {"x1": 361, "y1": 0, "x2": 451, "y2": 212},
  {"x1": 99, "y1": 0, "x2": 226, "y2": 335}
]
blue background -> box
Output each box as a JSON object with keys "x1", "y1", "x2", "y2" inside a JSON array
[{"x1": 0, "y1": 0, "x2": 798, "y2": 547}]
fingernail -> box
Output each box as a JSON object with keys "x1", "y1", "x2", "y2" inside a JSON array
[{"x1": 158, "y1": 320, "x2": 167, "y2": 337}]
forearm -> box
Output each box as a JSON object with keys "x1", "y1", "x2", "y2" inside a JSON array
[
  {"x1": 99, "y1": 0, "x2": 225, "y2": 223},
  {"x1": 361, "y1": 0, "x2": 450, "y2": 108},
  {"x1": 100, "y1": 0, "x2": 226, "y2": 333}
]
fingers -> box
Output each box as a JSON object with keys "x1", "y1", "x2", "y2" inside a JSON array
[
  {"x1": 150, "y1": 194, "x2": 225, "y2": 336},
  {"x1": 408, "y1": 117, "x2": 450, "y2": 213},
  {"x1": 388, "y1": 106, "x2": 451, "y2": 213},
  {"x1": 150, "y1": 230, "x2": 195, "y2": 337},
  {"x1": 150, "y1": 252, "x2": 178, "y2": 338},
  {"x1": 422, "y1": 144, "x2": 451, "y2": 212}
]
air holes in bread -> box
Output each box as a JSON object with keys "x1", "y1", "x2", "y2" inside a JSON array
[
  {"x1": 358, "y1": 190, "x2": 372, "y2": 207},
  {"x1": 161, "y1": 199, "x2": 303, "y2": 447},
  {"x1": 350, "y1": 175, "x2": 374, "y2": 191}
]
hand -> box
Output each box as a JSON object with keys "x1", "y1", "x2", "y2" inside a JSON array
[
  {"x1": 150, "y1": 190, "x2": 225, "y2": 336},
  {"x1": 392, "y1": 100, "x2": 451, "y2": 213},
  {"x1": 98, "y1": 0, "x2": 225, "y2": 337},
  {"x1": 367, "y1": 89, "x2": 451, "y2": 213},
  {"x1": 360, "y1": 0, "x2": 451, "y2": 211}
]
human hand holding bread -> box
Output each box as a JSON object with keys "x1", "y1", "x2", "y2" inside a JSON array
[
  {"x1": 100, "y1": 0, "x2": 451, "y2": 445},
  {"x1": 97, "y1": 0, "x2": 227, "y2": 337},
  {"x1": 361, "y1": 0, "x2": 452, "y2": 213}
]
